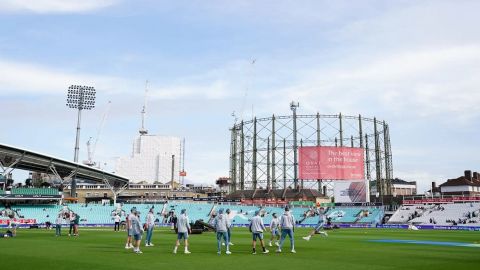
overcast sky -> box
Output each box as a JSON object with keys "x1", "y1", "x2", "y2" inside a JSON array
[{"x1": 1, "y1": 0, "x2": 479, "y2": 193}]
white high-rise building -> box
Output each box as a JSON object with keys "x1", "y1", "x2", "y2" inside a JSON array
[
  {"x1": 115, "y1": 82, "x2": 184, "y2": 184},
  {"x1": 116, "y1": 135, "x2": 181, "y2": 184}
]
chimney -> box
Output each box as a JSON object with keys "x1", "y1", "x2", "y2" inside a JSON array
[
  {"x1": 473, "y1": 172, "x2": 479, "y2": 180},
  {"x1": 431, "y1": 182, "x2": 436, "y2": 192},
  {"x1": 465, "y1": 170, "x2": 472, "y2": 181}
]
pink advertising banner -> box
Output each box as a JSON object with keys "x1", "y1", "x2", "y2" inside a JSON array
[
  {"x1": 0, "y1": 218, "x2": 37, "y2": 225},
  {"x1": 299, "y1": 146, "x2": 365, "y2": 180}
]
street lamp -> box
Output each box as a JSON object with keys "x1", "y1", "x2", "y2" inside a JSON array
[{"x1": 66, "y1": 85, "x2": 96, "y2": 197}]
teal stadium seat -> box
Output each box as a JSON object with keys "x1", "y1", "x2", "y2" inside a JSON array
[{"x1": 6, "y1": 203, "x2": 384, "y2": 226}]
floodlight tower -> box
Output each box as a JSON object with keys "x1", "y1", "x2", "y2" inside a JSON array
[
  {"x1": 66, "y1": 85, "x2": 96, "y2": 197},
  {"x1": 290, "y1": 101, "x2": 299, "y2": 189}
]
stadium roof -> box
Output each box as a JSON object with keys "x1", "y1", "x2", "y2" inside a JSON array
[
  {"x1": 0, "y1": 143, "x2": 129, "y2": 186},
  {"x1": 370, "y1": 178, "x2": 416, "y2": 187}
]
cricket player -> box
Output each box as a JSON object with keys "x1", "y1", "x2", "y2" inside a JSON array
[
  {"x1": 174, "y1": 209, "x2": 191, "y2": 254},
  {"x1": 249, "y1": 210, "x2": 269, "y2": 254},
  {"x1": 145, "y1": 208, "x2": 155, "y2": 246},
  {"x1": 277, "y1": 206, "x2": 295, "y2": 253},
  {"x1": 131, "y1": 209, "x2": 144, "y2": 254},
  {"x1": 55, "y1": 213, "x2": 63, "y2": 237},
  {"x1": 125, "y1": 207, "x2": 136, "y2": 249},
  {"x1": 214, "y1": 208, "x2": 231, "y2": 255},
  {"x1": 68, "y1": 211, "x2": 75, "y2": 236},
  {"x1": 303, "y1": 207, "x2": 329, "y2": 241},
  {"x1": 225, "y1": 208, "x2": 234, "y2": 246},
  {"x1": 269, "y1": 213, "x2": 280, "y2": 247}
]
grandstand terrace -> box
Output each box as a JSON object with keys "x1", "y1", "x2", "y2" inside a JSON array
[
  {"x1": 388, "y1": 200, "x2": 480, "y2": 226},
  {"x1": 11, "y1": 188, "x2": 59, "y2": 196},
  {"x1": 62, "y1": 183, "x2": 211, "y2": 203},
  {"x1": 1, "y1": 201, "x2": 385, "y2": 228},
  {"x1": 0, "y1": 187, "x2": 61, "y2": 202}
]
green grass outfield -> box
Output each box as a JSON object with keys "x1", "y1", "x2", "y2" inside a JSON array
[{"x1": 1, "y1": 227, "x2": 479, "y2": 270}]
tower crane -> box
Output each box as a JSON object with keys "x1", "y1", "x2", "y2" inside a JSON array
[{"x1": 83, "y1": 101, "x2": 111, "y2": 167}]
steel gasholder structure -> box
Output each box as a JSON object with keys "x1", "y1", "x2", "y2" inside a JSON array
[{"x1": 229, "y1": 109, "x2": 393, "y2": 197}]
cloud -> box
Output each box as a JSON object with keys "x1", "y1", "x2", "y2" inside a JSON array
[
  {"x1": 263, "y1": 44, "x2": 480, "y2": 122},
  {"x1": 156, "y1": 0, "x2": 392, "y2": 27},
  {"x1": 0, "y1": 57, "x2": 243, "y2": 102},
  {"x1": 146, "y1": 59, "x2": 256, "y2": 101},
  {"x1": 0, "y1": 0, "x2": 119, "y2": 14},
  {"x1": 0, "y1": 58, "x2": 127, "y2": 95},
  {"x1": 149, "y1": 80, "x2": 231, "y2": 100}
]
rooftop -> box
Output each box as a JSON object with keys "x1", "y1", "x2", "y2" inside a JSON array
[{"x1": 439, "y1": 170, "x2": 480, "y2": 187}]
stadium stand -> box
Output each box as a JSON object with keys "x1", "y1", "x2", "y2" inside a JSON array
[
  {"x1": 388, "y1": 203, "x2": 480, "y2": 225},
  {"x1": 357, "y1": 207, "x2": 384, "y2": 224},
  {"x1": 409, "y1": 203, "x2": 480, "y2": 225},
  {"x1": 328, "y1": 208, "x2": 360, "y2": 223},
  {"x1": 388, "y1": 205, "x2": 432, "y2": 223},
  {"x1": 11, "y1": 188, "x2": 59, "y2": 196},
  {"x1": 163, "y1": 202, "x2": 213, "y2": 223},
  {"x1": 1, "y1": 202, "x2": 386, "y2": 227}
]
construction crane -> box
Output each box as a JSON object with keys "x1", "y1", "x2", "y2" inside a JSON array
[
  {"x1": 83, "y1": 101, "x2": 112, "y2": 167},
  {"x1": 240, "y1": 58, "x2": 256, "y2": 121}
]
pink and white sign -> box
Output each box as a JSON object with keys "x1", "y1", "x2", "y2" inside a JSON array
[
  {"x1": 299, "y1": 146, "x2": 365, "y2": 180},
  {"x1": 0, "y1": 218, "x2": 37, "y2": 225}
]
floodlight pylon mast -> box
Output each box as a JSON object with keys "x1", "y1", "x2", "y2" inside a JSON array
[
  {"x1": 66, "y1": 85, "x2": 96, "y2": 197},
  {"x1": 74, "y1": 107, "x2": 82, "y2": 163}
]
